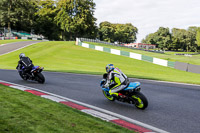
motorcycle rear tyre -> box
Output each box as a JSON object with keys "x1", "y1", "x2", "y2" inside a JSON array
[
  {"x1": 132, "y1": 92, "x2": 148, "y2": 110},
  {"x1": 36, "y1": 73, "x2": 45, "y2": 83}
]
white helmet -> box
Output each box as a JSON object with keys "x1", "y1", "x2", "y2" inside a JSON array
[{"x1": 19, "y1": 53, "x2": 25, "y2": 59}]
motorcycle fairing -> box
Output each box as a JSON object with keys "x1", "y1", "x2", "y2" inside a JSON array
[{"x1": 123, "y1": 82, "x2": 140, "y2": 91}]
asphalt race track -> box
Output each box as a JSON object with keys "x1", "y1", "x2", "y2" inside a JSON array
[
  {"x1": 1, "y1": 41, "x2": 200, "y2": 132},
  {"x1": 0, "y1": 69, "x2": 200, "y2": 133},
  {"x1": 0, "y1": 41, "x2": 41, "y2": 55}
]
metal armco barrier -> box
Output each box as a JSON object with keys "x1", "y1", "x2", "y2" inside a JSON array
[
  {"x1": 188, "y1": 64, "x2": 200, "y2": 74},
  {"x1": 174, "y1": 62, "x2": 200, "y2": 74},
  {"x1": 174, "y1": 62, "x2": 188, "y2": 71}
]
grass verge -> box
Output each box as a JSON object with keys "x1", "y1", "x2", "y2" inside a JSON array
[
  {"x1": 0, "y1": 41, "x2": 200, "y2": 84},
  {"x1": 85, "y1": 42, "x2": 200, "y2": 65},
  {"x1": 0, "y1": 85, "x2": 134, "y2": 133}
]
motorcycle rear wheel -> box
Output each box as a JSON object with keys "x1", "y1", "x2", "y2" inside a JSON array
[
  {"x1": 132, "y1": 92, "x2": 148, "y2": 110},
  {"x1": 36, "y1": 73, "x2": 45, "y2": 83},
  {"x1": 102, "y1": 90, "x2": 115, "y2": 101}
]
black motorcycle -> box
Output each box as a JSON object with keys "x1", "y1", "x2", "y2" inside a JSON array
[{"x1": 17, "y1": 65, "x2": 45, "y2": 83}]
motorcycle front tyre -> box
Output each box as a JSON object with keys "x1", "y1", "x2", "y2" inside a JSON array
[{"x1": 102, "y1": 90, "x2": 115, "y2": 101}]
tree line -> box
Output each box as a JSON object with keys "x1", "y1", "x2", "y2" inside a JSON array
[
  {"x1": 99, "y1": 21, "x2": 138, "y2": 43},
  {"x1": 0, "y1": 0, "x2": 97, "y2": 40},
  {"x1": 0, "y1": 0, "x2": 138, "y2": 43},
  {"x1": 0, "y1": 0, "x2": 200, "y2": 51},
  {"x1": 142, "y1": 27, "x2": 200, "y2": 52}
]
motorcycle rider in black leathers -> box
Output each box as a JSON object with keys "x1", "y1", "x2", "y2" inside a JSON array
[{"x1": 16, "y1": 53, "x2": 34, "y2": 78}]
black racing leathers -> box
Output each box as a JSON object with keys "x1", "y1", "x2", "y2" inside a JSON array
[{"x1": 16, "y1": 57, "x2": 34, "y2": 75}]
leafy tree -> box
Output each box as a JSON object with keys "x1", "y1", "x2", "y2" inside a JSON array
[
  {"x1": 142, "y1": 27, "x2": 171, "y2": 50},
  {"x1": 154, "y1": 27, "x2": 172, "y2": 50},
  {"x1": 196, "y1": 27, "x2": 200, "y2": 50},
  {"x1": 143, "y1": 26, "x2": 199, "y2": 51},
  {"x1": 171, "y1": 28, "x2": 187, "y2": 51},
  {"x1": 187, "y1": 26, "x2": 198, "y2": 52},
  {"x1": 55, "y1": 0, "x2": 97, "y2": 40},
  {"x1": 34, "y1": 0, "x2": 61, "y2": 40},
  {"x1": 188, "y1": 26, "x2": 198, "y2": 34},
  {"x1": 99, "y1": 22, "x2": 138, "y2": 43},
  {"x1": 142, "y1": 33, "x2": 156, "y2": 44},
  {"x1": 172, "y1": 28, "x2": 198, "y2": 52},
  {"x1": 99, "y1": 21, "x2": 115, "y2": 42},
  {"x1": 0, "y1": 0, "x2": 38, "y2": 33},
  {"x1": 114, "y1": 23, "x2": 137, "y2": 43}
]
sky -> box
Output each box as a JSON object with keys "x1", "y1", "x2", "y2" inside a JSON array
[{"x1": 93, "y1": 0, "x2": 200, "y2": 43}]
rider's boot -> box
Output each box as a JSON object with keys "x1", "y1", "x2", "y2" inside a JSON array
[
  {"x1": 111, "y1": 94, "x2": 118, "y2": 98},
  {"x1": 109, "y1": 90, "x2": 118, "y2": 97}
]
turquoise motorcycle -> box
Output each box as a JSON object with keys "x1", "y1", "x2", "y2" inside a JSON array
[{"x1": 100, "y1": 74, "x2": 148, "y2": 110}]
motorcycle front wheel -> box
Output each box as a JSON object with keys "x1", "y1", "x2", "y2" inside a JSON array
[
  {"x1": 131, "y1": 92, "x2": 148, "y2": 110},
  {"x1": 102, "y1": 90, "x2": 115, "y2": 101},
  {"x1": 19, "y1": 71, "x2": 27, "y2": 80}
]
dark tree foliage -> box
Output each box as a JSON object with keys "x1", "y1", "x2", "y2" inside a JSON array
[
  {"x1": 0, "y1": 0, "x2": 38, "y2": 32},
  {"x1": 55, "y1": 0, "x2": 98, "y2": 40},
  {"x1": 99, "y1": 21, "x2": 138, "y2": 43},
  {"x1": 197, "y1": 27, "x2": 200, "y2": 49},
  {"x1": 34, "y1": 0, "x2": 61, "y2": 40},
  {"x1": 99, "y1": 21, "x2": 115, "y2": 42},
  {"x1": 142, "y1": 26, "x2": 200, "y2": 52},
  {"x1": 0, "y1": 0, "x2": 98, "y2": 40}
]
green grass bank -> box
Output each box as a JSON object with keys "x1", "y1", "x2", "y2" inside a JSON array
[
  {"x1": 85, "y1": 42, "x2": 200, "y2": 65},
  {"x1": 0, "y1": 85, "x2": 134, "y2": 133},
  {"x1": 0, "y1": 41, "x2": 200, "y2": 84}
]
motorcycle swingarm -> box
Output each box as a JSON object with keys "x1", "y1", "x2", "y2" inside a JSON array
[{"x1": 126, "y1": 96, "x2": 139, "y2": 105}]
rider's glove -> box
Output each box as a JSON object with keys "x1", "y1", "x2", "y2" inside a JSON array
[{"x1": 103, "y1": 82, "x2": 109, "y2": 88}]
